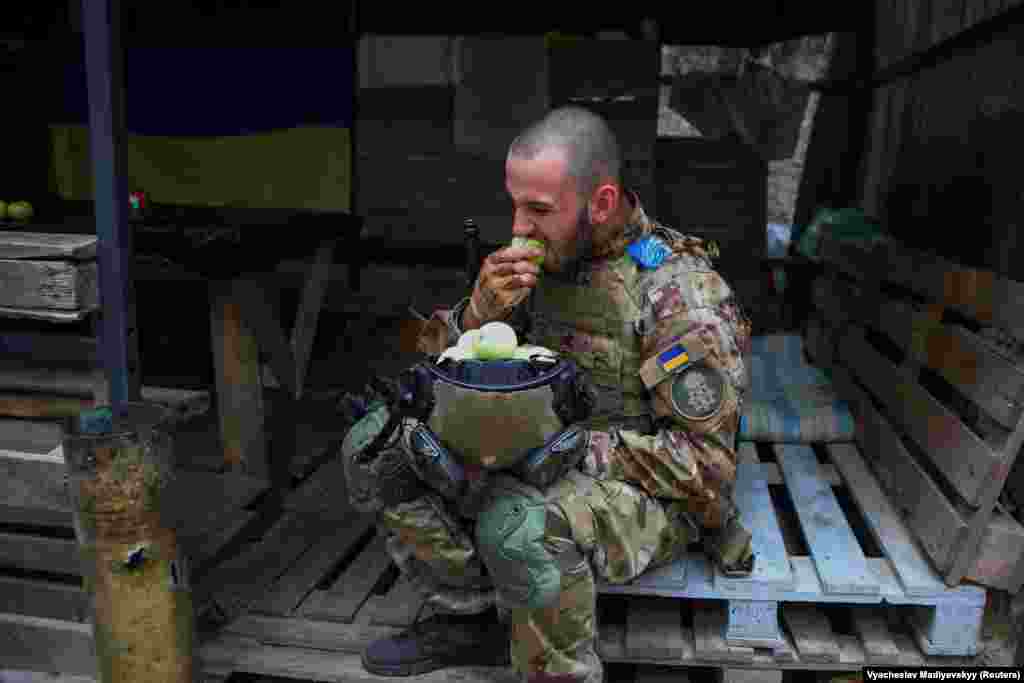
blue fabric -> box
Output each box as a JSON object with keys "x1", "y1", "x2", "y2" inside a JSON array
[
  {"x1": 58, "y1": 43, "x2": 354, "y2": 136},
  {"x1": 740, "y1": 334, "x2": 856, "y2": 443}
]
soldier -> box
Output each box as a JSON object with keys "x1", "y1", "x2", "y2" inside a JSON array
[{"x1": 343, "y1": 105, "x2": 755, "y2": 683}]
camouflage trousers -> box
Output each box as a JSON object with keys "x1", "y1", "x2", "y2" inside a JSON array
[{"x1": 376, "y1": 469, "x2": 695, "y2": 683}]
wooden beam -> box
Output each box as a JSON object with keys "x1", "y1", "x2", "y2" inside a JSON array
[{"x1": 290, "y1": 239, "x2": 336, "y2": 398}]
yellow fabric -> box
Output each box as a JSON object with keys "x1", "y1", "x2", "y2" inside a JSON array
[{"x1": 49, "y1": 124, "x2": 351, "y2": 212}]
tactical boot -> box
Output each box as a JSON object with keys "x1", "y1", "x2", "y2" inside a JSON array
[{"x1": 361, "y1": 607, "x2": 511, "y2": 676}]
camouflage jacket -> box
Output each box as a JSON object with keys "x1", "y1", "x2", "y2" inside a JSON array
[{"x1": 423, "y1": 191, "x2": 753, "y2": 530}]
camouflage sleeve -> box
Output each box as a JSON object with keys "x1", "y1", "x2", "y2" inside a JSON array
[{"x1": 581, "y1": 264, "x2": 753, "y2": 530}]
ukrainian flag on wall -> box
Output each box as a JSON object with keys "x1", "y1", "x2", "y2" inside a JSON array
[{"x1": 51, "y1": 45, "x2": 353, "y2": 212}]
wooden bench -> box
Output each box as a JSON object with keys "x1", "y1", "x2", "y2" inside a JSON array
[{"x1": 802, "y1": 227, "x2": 1024, "y2": 594}]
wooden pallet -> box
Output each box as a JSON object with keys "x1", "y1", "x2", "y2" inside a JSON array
[
  {"x1": 806, "y1": 230, "x2": 1024, "y2": 592},
  {"x1": 596, "y1": 442, "x2": 987, "y2": 659},
  {"x1": 193, "y1": 442, "x2": 1010, "y2": 681}
]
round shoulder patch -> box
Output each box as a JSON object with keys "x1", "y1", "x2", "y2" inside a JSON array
[{"x1": 669, "y1": 363, "x2": 725, "y2": 421}]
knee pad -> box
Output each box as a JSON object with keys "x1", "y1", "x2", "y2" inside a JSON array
[{"x1": 475, "y1": 476, "x2": 562, "y2": 611}]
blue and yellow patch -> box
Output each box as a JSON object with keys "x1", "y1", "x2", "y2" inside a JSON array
[{"x1": 658, "y1": 343, "x2": 691, "y2": 373}]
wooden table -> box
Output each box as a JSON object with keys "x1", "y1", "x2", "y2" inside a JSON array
[{"x1": 1, "y1": 206, "x2": 360, "y2": 491}]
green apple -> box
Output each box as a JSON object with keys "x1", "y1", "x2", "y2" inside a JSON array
[
  {"x1": 510, "y1": 237, "x2": 546, "y2": 266},
  {"x1": 7, "y1": 201, "x2": 33, "y2": 222},
  {"x1": 456, "y1": 329, "x2": 483, "y2": 351},
  {"x1": 475, "y1": 341, "x2": 517, "y2": 360},
  {"x1": 0, "y1": 200, "x2": 6, "y2": 220},
  {"x1": 475, "y1": 322, "x2": 518, "y2": 360}
]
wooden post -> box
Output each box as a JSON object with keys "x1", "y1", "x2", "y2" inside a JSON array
[
  {"x1": 62, "y1": 403, "x2": 195, "y2": 682},
  {"x1": 210, "y1": 281, "x2": 267, "y2": 479}
]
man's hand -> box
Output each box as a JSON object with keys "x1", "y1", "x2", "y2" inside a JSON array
[{"x1": 465, "y1": 242, "x2": 544, "y2": 328}]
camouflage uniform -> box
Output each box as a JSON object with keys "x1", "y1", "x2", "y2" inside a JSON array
[{"x1": 347, "y1": 191, "x2": 753, "y2": 683}]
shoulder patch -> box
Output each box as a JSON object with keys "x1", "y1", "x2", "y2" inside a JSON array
[
  {"x1": 638, "y1": 330, "x2": 711, "y2": 390},
  {"x1": 669, "y1": 363, "x2": 725, "y2": 421}
]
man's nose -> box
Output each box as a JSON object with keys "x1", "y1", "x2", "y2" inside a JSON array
[{"x1": 511, "y1": 209, "x2": 533, "y2": 237}]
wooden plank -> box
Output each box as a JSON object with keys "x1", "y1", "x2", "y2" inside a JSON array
[
  {"x1": 716, "y1": 462, "x2": 794, "y2": 593},
  {"x1": 0, "y1": 232, "x2": 97, "y2": 261},
  {"x1": 253, "y1": 512, "x2": 375, "y2": 617},
  {"x1": 181, "y1": 510, "x2": 256, "y2": 572},
  {"x1": 892, "y1": 632, "x2": 925, "y2": 667},
  {"x1": 836, "y1": 634, "x2": 868, "y2": 667},
  {"x1": 693, "y1": 602, "x2": 755, "y2": 664},
  {"x1": 222, "y1": 645, "x2": 519, "y2": 683},
  {"x1": 196, "y1": 512, "x2": 331, "y2": 619},
  {"x1": 298, "y1": 531, "x2": 393, "y2": 623},
  {"x1": 290, "y1": 239, "x2": 335, "y2": 398},
  {"x1": 861, "y1": 84, "x2": 891, "y2": 215},
  {"x1": 163, "y1": 471, "x2": 268, "y2": 536},
  {"x1": 197, "y1": 633, "x2": 261, "y2": 678},
  {"x1": 850, "y1": 606, "x2": 902, "y2": 664},
  {"x1": 0, "y1": 505, "x2": 73, "y2": 529},
  {"x1": 224, "y1": 614, "x2": 401, "y2": 655},
  {"x1": 232, "y1": 277, "x2": 296, "y2": 401},
  {"x1": 0, "y1": 394, "x2": 97, "y2": 420},
  {"x1": 284, "y1": 455, "x2": 355, "y2": 519},
  {"x1": 0, "y1": 306, "x2": 87, "y2": 322},
  {"x1": 209, "y1": 281, "x2": 267, "y2": 478},
  {"x1": 968, "y1": 510, "x2": 1024, "y2": 593},
  {"x1": 0, "y1": 575, "x2": 89, "y2": 623},
  {"x1": 0, "y1": 449, "x2": 70, "y2": 524},
  {"x1": 781, "y1": 604, "x2": 840, "y2": 663},
  {"x1": 356, "y1": 86, "x2": 454, "y2": 156},
  {"x1": 625, "y1": 598, "x2": 688, "y2": 660},
  {"x1": 0, "y1": 332, "x2": 97, "y2": 364},
  {"x1": 775, "y1": 444, "x2": 878, "y2": 595},
  {"x1": 454, "y1": 36, "x2": 550, "y2": 160},
  {"x1": 909, "y1": 323, "x2": 1024, "y2": 432},
  {"x1": 736, "y1": 463, "x2": 839, "y2": 487},
  {"x1": 361, "y1": 573, "x2": 425, "y2": 627},
  {"x1": 840, "y1": 326, "x2": 1000, "y2": 507},
  {"x1": 0, "y1": 387, "x2": 209, "y2": 422},
  {"x1": 829, "y1": 364, "x2": 968, "y2": 573},
  {"x1": 719, "y1": 670, "x2": 780, "y2": 683},
  {"x1": 0, "y1": 613, "x2": 96, "y2": 677},
  {"x1": 0, "y1": 419, "x2": 65, "y2": 453},
  {"x1": 826, "y1": 443, "x2": 949, "y2": 599},
  {"x1": 0, "y1": 260, "x2": 98, "y2": 311},
  {"x1": 0, "y1": 532, "x2": 80, "y2": 576},
  {"x1": 0, "y1": 362, "x2": 97, "y2": 398}
]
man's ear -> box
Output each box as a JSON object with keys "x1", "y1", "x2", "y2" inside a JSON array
[{"x1": 589, "y1": 182, "x2": 621, "y2": 224}]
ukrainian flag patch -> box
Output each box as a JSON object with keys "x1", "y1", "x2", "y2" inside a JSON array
[{"x1": 659, "y1": 343, "x2": 690, "y2": 373}]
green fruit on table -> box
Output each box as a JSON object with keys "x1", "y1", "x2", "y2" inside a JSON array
[
  {"x1": 510, "y1": 237, "x2": 546, "y2": 266},
  {"x1": 0, "y1": 200, "x2": 6, "y2": 220},
  {"x1": 7, "y1": 201, "x2": 33, "y2": 221}
]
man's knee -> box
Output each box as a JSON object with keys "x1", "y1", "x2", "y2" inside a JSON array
[{"x1": 475, "y1": 475, "x2": 581, "y2": 611}]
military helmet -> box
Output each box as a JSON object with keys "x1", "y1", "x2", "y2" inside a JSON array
[{"x1": 396, "y1": 356, "x2": 594, "y2": 470}]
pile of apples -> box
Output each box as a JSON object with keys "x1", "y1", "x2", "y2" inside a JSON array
[
  {"x1": 0, "y1": 200, "x2": 33, "y2": 222},
  {"x1": 438, "y1": 321, "x2": 557, "y2": 363}
]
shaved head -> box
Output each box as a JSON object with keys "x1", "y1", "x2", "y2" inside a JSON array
[{"x1": 507, "y1": 106, "x2": 622, "y2": 199}]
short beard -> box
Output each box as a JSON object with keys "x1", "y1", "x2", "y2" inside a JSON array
[{"x1": 551, "y1": 205, "x2": 595, "y2": 283}]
